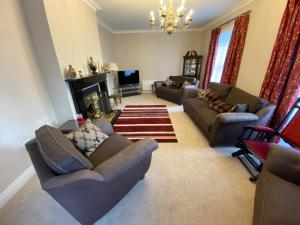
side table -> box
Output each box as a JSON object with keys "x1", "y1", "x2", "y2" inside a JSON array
[{"x1": 109, "y1": 93, "x2": 122, "y2": 106}]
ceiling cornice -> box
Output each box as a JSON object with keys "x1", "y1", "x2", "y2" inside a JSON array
[
  {"x1": 82, "y1": 0, "x2": 101, "y2": 11},
  {"x1": 97, "y1": 16, "x2": 115, "y2": 33},
  {"x1": 201, "y1": 0, "x2": 254, "y2": 30},
  {"x1": 96, "y1": 0, "x2": 254, "y2": 34}
]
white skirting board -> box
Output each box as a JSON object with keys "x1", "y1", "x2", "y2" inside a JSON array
[{"x1": 0, "y1": 165, "x2": 35, "y2": 208}]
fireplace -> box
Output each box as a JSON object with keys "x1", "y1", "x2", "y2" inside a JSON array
[{"x1": 66, "y1": 73, "x2": 119, "y2": 122}]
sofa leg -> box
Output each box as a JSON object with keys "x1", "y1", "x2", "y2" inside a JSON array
[{"x1": 232, "y1": 150, "x2": 243, "y2": 157}]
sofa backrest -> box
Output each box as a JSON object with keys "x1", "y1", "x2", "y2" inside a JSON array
[
  {"x1": 225, "y1": 87, "x2": 268, "y2": 113},
  {"x1": 26, "y1": 139, "x2": 57, "y2": 186},
  {"x1": 170, "y1": 76, "x2": 197, "y2": 85},
  {"x1": 35, "y1": 125, "x2": 93, "y2": 175},
  {"x1": 209, "y1": 82, "x2": 232, "y2": 99}
]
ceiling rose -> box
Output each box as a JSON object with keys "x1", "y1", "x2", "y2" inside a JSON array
[{"x1": 149, "y1": 0, "x2": 194, "y2": 35}]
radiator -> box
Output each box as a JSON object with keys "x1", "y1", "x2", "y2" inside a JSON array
[{"x1": 142, "y1": 80, "x2": 156, "y2": 91}]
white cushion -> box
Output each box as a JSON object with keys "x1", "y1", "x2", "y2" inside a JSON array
[{"x1": 66, "y1": 119, "x2": 109, "y2": 156}]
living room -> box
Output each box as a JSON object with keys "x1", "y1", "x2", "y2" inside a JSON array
[{"x1": 1, "y1": 0, "x2": 300, "y2": 225}]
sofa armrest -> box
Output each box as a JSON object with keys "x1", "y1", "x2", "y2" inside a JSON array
[
  {"x1": 256, "y1": 104, "x2": 276, "y2": 125},
  {"x1": 154, "y1": 81, "x2": 164, "y2": 90},
  {"x1": 216, "y1": 113, "x2": 259, "y2": 124},
  {"x1": 181, "y1": 85, "x2": 199, "y2": 99},
  {"x1": 264, "y1": 144, "x2": 300, "y2": 186},
  {"x1": 209, "y1": 113, "x2": 259, "y2": 146},
  {"x1": 42, "y1": 170, "x2": 104, "y2": 190},
  {"x1": 94, "y1": 138, "x2": 158, "y2": 181},
  {"x1": 92, "y1": 118, "x2": 114, "y2": 136}
]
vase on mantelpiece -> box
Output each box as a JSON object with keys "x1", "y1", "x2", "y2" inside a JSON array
[
  {"x1": 68, "y1": 65, "x2": 77, "y2": 78},
  {"x1": 88, "y1": 56, "x2": 97, "y2": 74}
]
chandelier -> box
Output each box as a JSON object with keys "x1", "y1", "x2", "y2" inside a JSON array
[{"x1": 149, "y1": 0, "x2": 194, "y2": 35}]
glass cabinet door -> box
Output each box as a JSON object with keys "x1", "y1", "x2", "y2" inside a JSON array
[{"x1": 183, "y1": 51, "x2": 203, "y2": 79}]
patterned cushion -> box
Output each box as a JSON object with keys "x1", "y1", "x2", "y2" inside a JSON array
[
  {"x1": 197, "y1": 89, "x2": 209, "y2": 99},
  {"x1": 165, "y1": 78, "x2": 172, "y2": 87},
  {"x1": 209, "y1": 100, "x2": 234, "y2": 113},
  {"x1": 36, "y1": 125, "x2": 93, "y2": 175},
  {"x1": 66, "y1": 120, "x2": 109, "y2": 156},
  {"x1": 203, "y1": 89, "x2": 222, "y2": 104}
]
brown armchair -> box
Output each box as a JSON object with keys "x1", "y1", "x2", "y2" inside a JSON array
[
  {"x1": 253, "y1": 144, "x2": 300, "y2": 225},
  {"x1": 26, "y1": 118, "x2": 158, "y2": 225}
]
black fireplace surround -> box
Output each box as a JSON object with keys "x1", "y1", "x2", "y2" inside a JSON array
[{"x1": 66, "y1": 73, "x2": 112, "y2": 119}]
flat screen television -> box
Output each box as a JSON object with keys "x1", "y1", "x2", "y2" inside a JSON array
[{"x1": 118, "y1": 70, "x2": 140, "y2": 86}]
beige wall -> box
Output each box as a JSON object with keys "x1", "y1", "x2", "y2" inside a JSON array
[
  {"x1": 113, "y1": 31, "x2": 203, "y2": 84},
  {"x1": 22, "y1": 0, "x2": 75, "y2": 124},
  {"x1": 23, "y1": 0, "x2": 104, "y2": 124},
  {"x1": 44, "y1": 0, "x2": 103, "y2": 76},
  {"x1": 201, "y1": 0, "x2": 287, "y2": 96},
  {"x1": 99, "y1": 25, "x2": 116, "y2": 63},
  {"x1": 0, "y1": 0, "x2": 56, "y2": 193},
  {"x1": 43, "y1": 0, "x2": 104, "y2": 121}
]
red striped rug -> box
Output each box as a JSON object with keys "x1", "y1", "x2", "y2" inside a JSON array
[{"x1": 113, "y1": 105, "x2": 178, "y2": 143}]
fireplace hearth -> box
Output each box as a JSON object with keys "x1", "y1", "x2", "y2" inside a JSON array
[{"x1": 66, "y1": 73, "x2": 120, "y2": 123}]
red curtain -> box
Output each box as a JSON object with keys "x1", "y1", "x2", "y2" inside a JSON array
[
  {"x1": 202, "y1": 28, "x2": 221, "y2": 89},
  {"x1": 260, "y1": 0, "x2": 300, "y2": 129},
  {"x1": 221, "y1": 14, "x2": 250, "y2": 85}
]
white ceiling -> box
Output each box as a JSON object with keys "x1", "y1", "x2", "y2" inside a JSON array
[{"x1": 94, "y1": 0, "x2": 251, "y2": 32}]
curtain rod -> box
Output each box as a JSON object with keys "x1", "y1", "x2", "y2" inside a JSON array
[{"x1": 218, "y1": 10, "x2": 252, "y2": 28}]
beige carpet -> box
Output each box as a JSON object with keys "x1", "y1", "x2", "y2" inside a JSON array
[{"x1": 0, "y1": 94, "x2": 255, "y2": 225}]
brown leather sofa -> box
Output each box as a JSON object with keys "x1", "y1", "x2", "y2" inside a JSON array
[
  {"x1": 253, "y1": 144, "x2": 300, "y2": 225},
  {"x1": 183, "y1": 83, "x2": 276, "y2": 146},
  {"x1": 26, "y1": 118, "x2": 158, "y2": 225},
  {"x1": 154, "y1": 75, "x2": 199, "y2": 105}
]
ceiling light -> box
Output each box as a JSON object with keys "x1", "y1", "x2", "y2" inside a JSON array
[{"x1": 149, "y1": 0, "x2": 194, "y2": 35}]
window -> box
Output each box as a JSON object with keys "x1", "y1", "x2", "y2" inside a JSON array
[{"x1": 210, "y1": 25, "x2": 234, "y2": 83}]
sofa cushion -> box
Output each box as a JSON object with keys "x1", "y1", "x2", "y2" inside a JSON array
[
  {"x1": 209, "y1": 82, "x2": 232, "y2": 99},
  {"x1": 203, "y1": 89, "x2": 222, "y2": 104},
  {"x1": 225, "y1": 87, "x2": 267, "y2": 113},
  {"x1": 231, "y1": 104, "x2": 249, "y2": 112},
  {"x1": 65, "y1": 119, "x2": 109, "y2": 156},
  {"x1": 169, "y1": 82, "x2": 183, "y2": 89},
  {"x1": 157, "y1": 85, "x2": 181, "y2": 97},
  {"x1": 36, "y1": 125, "x2": 93, "y2": 175},
  {"x1": 183, "y1": 80, "x2": 192, "y2": 86},
  {"x1": 165, "y1": 78, "x2": 173, "y2": 87},
  {"x1": 184, "y1": 98, "x2": 218, "y2": 130},
  {"x1": 197, "y1": 108, "x2": 218, "y2": 130},
  {"x1": 170, "y1": 75, "x2": 197, "y2": 85},
  {"x1": 209, "y1": 100, "x2": 234, "y2": 113},
  {"x1": 164, "y1": 78, "x2": 182, "y2": 88},
  {"x1": 88, "y1": 133, "x2": 133, "y2": 167},
  {"x1": 184, "y1": 98, "x2": 209, "y2": 110},
  {"x1": 197, "y1": 89, "x2": 209, "y2": 99}
]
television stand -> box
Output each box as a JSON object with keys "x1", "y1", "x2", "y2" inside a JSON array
[{"x1": 119, "y1": 84, "x2": 141, "y2": 97}]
